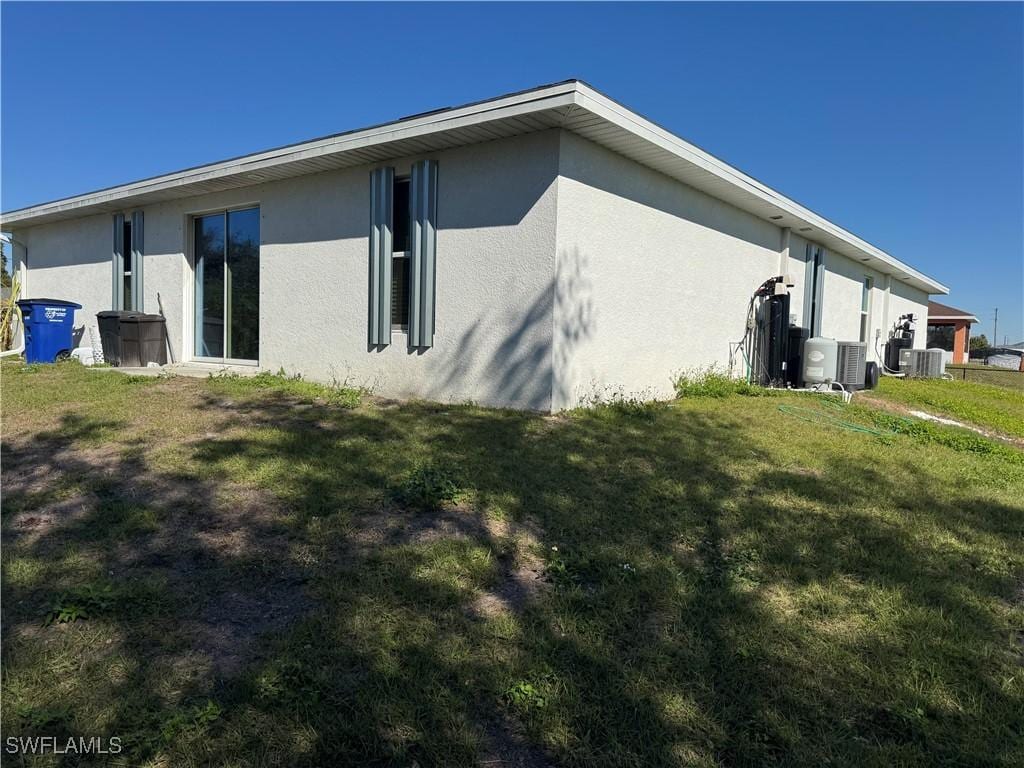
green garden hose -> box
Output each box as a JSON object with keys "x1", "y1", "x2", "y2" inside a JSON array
[{"x1": 777, "y1": 404, "x2": 894, "y2": 436}]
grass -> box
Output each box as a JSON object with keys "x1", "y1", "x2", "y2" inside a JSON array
[
  {"x1": 872, "y1": 375, "x2": 1024, "y2": 438},
  {"x1": 2, "y1": 360, "x2": 1023, "y2": 766},
  {"x1": 207, "y1": 369, "x2": 364, "y2": 407},
  {"x1": 672, "y1": 365, "x2": 767, "y2": 398}
]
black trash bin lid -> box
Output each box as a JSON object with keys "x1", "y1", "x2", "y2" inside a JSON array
[
  {"x1": 97, "y1": 310, "x2": 144, "y2": 319},
  {"x1": 119, "y1": 313, "x2": 166, "y2": 323}
]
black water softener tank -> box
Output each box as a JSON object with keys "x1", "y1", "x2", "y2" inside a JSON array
[
  {"x1": 786, "y1": 326, "x2": 810, "y2": 388},
  {"x1": 761, "y1": 292, "x2": 791, "y2": 387}
]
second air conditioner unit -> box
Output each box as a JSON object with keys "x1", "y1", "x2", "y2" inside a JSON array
[
  {"x1": 904, "y1": 348, "x2": 946, "y2": 378},
  {"x1": 836, "y1": 341, "x2": 867, "y2": 391}
]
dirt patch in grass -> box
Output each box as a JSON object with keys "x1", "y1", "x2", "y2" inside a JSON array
[
  {"x1": 471, "y1": 520, "x2": 547, "y2": 621},
  {"x1": 2, "y1": 420, "x2": 315, "y2": 681},
  {"x1": 856, "y1": 391, "x2": 1024, "y2": 448},
  {"x1": 186, "y1": 588, "x2": 311, "y2": 678},
  {"x1": 477, "y1": 711, "x2": 553, "y2": 768},
  {"x1": 345, "y1": 503, "x2": 550, "y2": 620},
  {"x1": 469, "y1": 559, "x2": 546, "y2": 621}
]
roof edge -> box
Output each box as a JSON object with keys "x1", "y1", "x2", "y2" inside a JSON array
[
  {"x1": 3, "y1": 79, "x2": 947, "y2": 294},
  {"x1": 569, "y1": 82, "x2": 947, "y2": 295}
]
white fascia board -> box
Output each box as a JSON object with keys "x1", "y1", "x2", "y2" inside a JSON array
[
  {"x1": 571, "y1": 84, "x2": 948, "y2": 295},
  {"x1": 1, "y1": 82, "x2": 579, "y2": 227},
  {"x1": 929, "y1": 315, "x2": 979, "y2": 323},
  {"x1": 1, "y1": 79, "x2": 950, "y2": 297}
]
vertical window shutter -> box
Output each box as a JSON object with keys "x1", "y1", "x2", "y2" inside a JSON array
[
  {"x1": 409, "y1": 159, "x2": 438, "y2": 348},
  {"x1": 802, "y1": 242, "x2": 813, "y2": 331},
  {"x1": 131, "y1": 211, "x2": 144, "y2": 311},
  {"x1": 368, "y1": 167, "x2": 394, "y2": 346},
  {"x1": 112, "y1": 213, "x2": 125, "y2": 310},
  {"x1": 813, "y1": 248, "x2": 826, "y2": 336},
  {"x1": 802, "y1": 243, "x2": 826, "y2": 337}
]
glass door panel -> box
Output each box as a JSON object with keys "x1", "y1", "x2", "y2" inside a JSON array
[
  {"x1": 194, "y1": 207, "x2": 259, "y2": 362},
  {"x1": 226, "y1": 208, "x2": 260, "y2": 361},
  {"x1": 194, "y1": 213, "x2": 225, "y2": 358}
]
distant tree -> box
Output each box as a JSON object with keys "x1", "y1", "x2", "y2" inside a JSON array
[
  {"x1": 0, "y1": 254, "x2": 10, "y2": 289},
  {"x1": 969, "y1": 334, "x2": 990, "y2": 351}
]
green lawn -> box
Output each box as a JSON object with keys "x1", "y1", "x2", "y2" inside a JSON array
[
  {"x1": 2, "y1": 362, "x2": 1023, "y2": 767},
  {"x1": 872, "y1": 375, "x2": 1024, "y2": 438}
]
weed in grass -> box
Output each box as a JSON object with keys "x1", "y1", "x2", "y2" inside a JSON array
[
  {"x1": 158, "y1": 700, "x2": 222, "y2": 745},
  {"x1": 15, "y1": 362, "x2": 47, "y2": 374},
  {"x1": 14, "y1": 704, "x2": 73, "y2": 733},
  {"x1": 254, "y1": 658, "x2": 322, "y2": 711},
  {"x1": 544, "y1": 548, "x2": 579, "y2": 589},
  {"x1": 503, "y1": 680, "x2": 549, "y2": 712},
  {"x1": 578, "y1": 385, "x2": 669, "y2": 417},
  {"x1": 395, "y1": 460, "x2": 463, "y2": 511},
  {"x1": 673, "y1": 365, "x2": 768, "y2": 398},
  {"x1": 45, "y1": 583, "x2": 116, "y2": 624}
]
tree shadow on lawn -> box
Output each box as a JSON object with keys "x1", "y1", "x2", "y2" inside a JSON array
[{"x1": 2, "y1": 394, "x2": 1022, "y2": 766}]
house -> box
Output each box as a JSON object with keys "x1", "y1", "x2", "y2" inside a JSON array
[
  {"x1": 1, "y1": 80, "x2": 948, "y2": 411},
  {"x1": 926, "y1": 300, "x2": 978, "y2": 364}
]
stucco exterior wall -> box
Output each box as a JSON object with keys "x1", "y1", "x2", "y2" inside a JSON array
[
  {"x1": 553, "y1": 131, "x2": 784, "y2": 409},
  {"x1": 13, "y1": 130, "x2": 560, "y2": 410},
  {"x1": 818, "y1": 250, "x2": 872, "y2": 347},
  {"x1": 785, "y1": 232, "x2": 927, "y2": 361},
  {"x1": 16, "y1": 214, "x2": 114, "y2": 352},
  {"x1": 252, "y1": 129, "x2": 560, "y2": 410},
  {"x1": 10, "y1": 126, "x2": 934, "y2": 410}
]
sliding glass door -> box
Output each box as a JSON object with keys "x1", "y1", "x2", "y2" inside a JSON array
[{"x1": 194, "y1": 207, "x2": 259, "y2": 362}]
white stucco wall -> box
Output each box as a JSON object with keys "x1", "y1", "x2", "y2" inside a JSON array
[
  {"x1": 785, "y1": 232, "x2": 928, "y2": 361},
  {"x1": 15, "y1": 214, "x2": 113, "y2": 353},
  {"x1": 12, "y1": 130, "x2": 560, "y2": 410},
  {"x1": 252, "y1": 129, "x2": 560, "y2": 410},
  {"x1": 10, "y1": 126, "x2": 933, "y2": 410},
  {"x1": 818, "y1": 250, "x2": 872, "y2": 346},
  {"x1": 552, "y1": 131, "x2": 784, "y2": 409}
]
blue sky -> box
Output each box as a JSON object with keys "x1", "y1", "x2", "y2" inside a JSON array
[{"x1": 3, "y1": 2, "x2": 1022, "y2": 342}]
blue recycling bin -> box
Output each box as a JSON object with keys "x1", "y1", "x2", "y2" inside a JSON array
[{"x1": 17, "y1": 299, "x2": 83, "y2": 364}]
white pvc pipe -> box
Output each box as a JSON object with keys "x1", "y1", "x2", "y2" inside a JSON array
[
  {"x1": 0, "y1": 313, "x2": 23, "y2": 358},
  {"x1": 0, "y1": 339, "x2": 24, "y2": 358}
]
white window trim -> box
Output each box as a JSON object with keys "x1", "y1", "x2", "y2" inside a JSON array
[{"x1": 860, "y1": 275, "x2": 874, "y2": 343}]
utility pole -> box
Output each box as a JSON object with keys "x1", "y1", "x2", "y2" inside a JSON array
[{"x1": 993, "y1": 308, "x2": 998, "y2": 347}]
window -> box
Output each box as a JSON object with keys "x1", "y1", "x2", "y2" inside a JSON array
[
  {"x1": 926, "y1": 324, "x2": 955, "y2": 351},
  {"x1": 368, "y1": 160, "x2": 437, "y2": 348},
  {"x1": 112, "y1": 211, "x2": 143, "y2": 311},
  {"x1": 391, "y1": 178, "x2": 411, "y2": 330},
  {"x1": 859, "y1": 276, "x2": 873, "y2": 342},
  {"x1": 121, "y1": 219, "x2": 133, "y2": 311}
]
